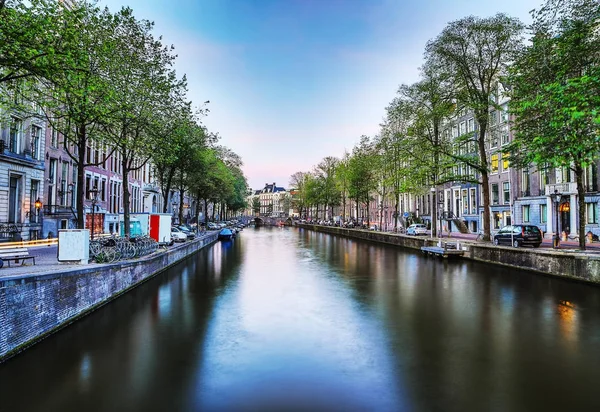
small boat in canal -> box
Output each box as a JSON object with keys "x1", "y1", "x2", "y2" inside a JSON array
[{"x1": 218, "y1": 228, "x2": 233, "y2": 240}]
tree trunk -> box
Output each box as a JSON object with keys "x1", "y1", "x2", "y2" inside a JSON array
[
  {"x1": 576, "y1": 163, "x2": 586, "y2": 250},
  {"x1": 204, "y1": 199, "x2": 209, "y2": 224},
  {"x1": 160, "y1": 166, "x2": 175, "y2": 213},
  {"x1": 432, "y1": 191, "x2": 437, "y2": 237},
  {"x1": 122, "y1": 152, "x2": 131, "y2": 237},
  {"x1": 76, "y1": 126, "x2": 86, "y2": 229},
  {"x1": 477, "y1": 119, "x2": 491, "y2": 241}
]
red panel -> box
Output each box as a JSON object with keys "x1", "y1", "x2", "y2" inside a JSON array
[{"x1": 150, "y1": 214, "x2": 159, "y2": 241}]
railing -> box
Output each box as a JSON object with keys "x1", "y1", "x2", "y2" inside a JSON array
[
  {"x1": 43, "y1": 204, "x2": 76, "y2": 217},
  {"x1": 545, "y1": 182, "x2": 577, "y2": 196}
]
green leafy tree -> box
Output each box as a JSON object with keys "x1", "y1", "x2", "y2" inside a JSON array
[
  {"x1": 426, "y1": 14, "x2": 524, "y2": 241},
  {"x1": 315, "y1": 156, "x2": 340, "y2": 220},
  {"x1": 289, "y1": 171, "x2": 309, "y2": 218},
  {"x1": 347, "y1": 136, "x2": 378, "y2": 223},
  {"x1": 30, "y1": 2, "x2": 120, "y2": 228},
  {"x1": 507, "y1": 0, "x2": 600, "y2": 249},
  {"x1": 252, "y1": 197, "x2": 260, "y2": 216},
  {"x1": 105, "y1": 7, "x2": 179, "y2": 236},
  {"x1": 0, "y1": 0, "x2": 65, "y2": 88}
]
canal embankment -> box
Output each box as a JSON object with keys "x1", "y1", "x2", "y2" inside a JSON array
[
  {"x1": 298, "y1": 224, "x2": 600, "y2": 285},
  {"x1": 0, "y1": 232, "x2": 218, "y2": 362}
]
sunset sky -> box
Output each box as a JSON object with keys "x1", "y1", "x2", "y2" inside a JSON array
[{"x1": 100, "y1": 0, "x2": 542, "y2": 190}]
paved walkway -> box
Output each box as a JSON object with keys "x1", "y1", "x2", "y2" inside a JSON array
[
  {"x1": 427, "y1": 231, "x2": 600, "y2": 253},
  {"x1": 0, "y1": 232, "x2": 217, "y2": 280}
]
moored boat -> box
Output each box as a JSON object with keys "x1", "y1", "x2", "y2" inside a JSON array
[{"x1": 218, "y1": 228, "x2": 233, "y2": 240}]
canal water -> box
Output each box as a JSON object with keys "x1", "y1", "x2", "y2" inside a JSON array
[{"x1": 2, "y1": 227, "x2": 600, "y2": 411}]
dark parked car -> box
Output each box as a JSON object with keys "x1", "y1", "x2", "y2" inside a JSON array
[{"x1": 493, "y1": 225, "x2": 542, "y2": 248}]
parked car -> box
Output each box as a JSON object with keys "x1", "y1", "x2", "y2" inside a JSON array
[
  {"x1": 493, "y1": 224, "x2": 542, "y2": 248},
  {"x1": 171, "y1": 227, "x2": 187, "y2": 242},
  {"x1": 177, "y1": 225, "x2": 196, "y2": 240},
  {"x1": 207, "y1": 222, "x2": 218, "y2": 230},
  {"x1": 406, "y1": 224, "x2": 428, "y2": 236}
]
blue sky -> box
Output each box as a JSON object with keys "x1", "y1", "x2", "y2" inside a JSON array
[{"x1": 100, "y1": 0, "x2": 542, "y2": 190}]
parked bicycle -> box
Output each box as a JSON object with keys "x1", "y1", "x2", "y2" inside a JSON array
[{"x1": 89, "y1": 234, "x2": 159, "y2": 263}]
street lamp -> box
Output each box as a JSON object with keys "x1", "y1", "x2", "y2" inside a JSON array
[
  {"x1": 172, "y1": 201, "x2": 178, "y2": 224},
  {"x1": 89, "y1": 186, "x2": 99, "y2": 240},
  {"x1": 550, "y1": 189, "x2": 561, "y2": 248}
]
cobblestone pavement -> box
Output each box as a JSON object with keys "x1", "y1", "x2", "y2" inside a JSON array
[{"x1": 0, "y1": 231, "x2": 217, "y2": 280}]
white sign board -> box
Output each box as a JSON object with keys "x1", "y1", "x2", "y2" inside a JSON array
[{"x1": 58, "y1": 229, "x2": 90, "y2": 263}]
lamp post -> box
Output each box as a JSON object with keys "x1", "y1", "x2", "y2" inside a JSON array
[
  {"x1": 89, "y1": 186, "x2": 99, "y2": 240},
  {"x1": 439, "y1": 195, "x2": 444, "y2": 239},
  {"x1": 550, "y1": 189, "x2": 561, "y2": 249},
  {"x1": 172, "y1": 201, "x2": 178, "y2": 225}
]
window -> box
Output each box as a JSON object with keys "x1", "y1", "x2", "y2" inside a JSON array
[
  {"x1": 540, "y1": 204, "x2": 547, "y2": 223},
  {"x1": 490, "y1": 131, "x2": 498, "y2": 148},
  {"x1": 584, "y1": 164, "x2": 598, "y2": 192},
  {"x1": 587, "y1": 203, "x2": 598, "y2": 224},
  {"x1": 467, "y1": 118, "x2": 474, "y2": 132},
  {"x1": 30, "y1": 180, "x2": 40, "y2": 223},
  {"x1": 31, "y1": 125, "x2": 42, "y2": 159},
  {"x1": 51, "y1": 128, "x2": 58, "y2": 148},
  {"x1": 470, "y1": 188, "x2": 477, "y2": 214},
  {"x1": 539, "y1": 165, "x2": 549, "y2": 194},
  {"x1": 490, "y1": 110, "x2": 497, "y2": 126},
  {"x1": 8, "y1": 175, "x2": 22, "y2": 223},
  {"x1": 462, "y1": 189, "x2": 468, "y2": 214},
  {"x1": 491, "y1": 154, "x2": 499, "y2": 173},
  {"x1": 503, "y1": 182, "x2": 510, "y2": 204},
  {"x1": 522, "y1": 205, "x2": 530, "y2": 222},
  {"x1": 85, "y1": 174, "x2": 91, "y2": 198},
  {"x1": 452, "y1": 126, "x2": 458, "y2": 138},
  {"x1": 501, "y1": 130, "x2": 510, "y2": 145},
  {"x1": 522, "y1": 169, "x2": 530, "y2": 196},
  {"x1": 71, "y1": 166, "x2": 77, "y2": 207},
  {"x1": 501, "y1": 103, "x2": 509, "y2": 123},
  {"x1": 60, "y1": 162, "x2": 68, "y2": 206},
  {"x1": 492, "y1": 184, "x2": 499, "y2": 205},
  {"x1": 49, "y1": 159, "x2": 57, "y2": 184},
  {"x1": 459, "y1": 122, "x2": 466, "y2": 136},
  {"x1": 8, "y1": 117, "x2": 22, "y2": 153},
  {"x1": 101, "y1": 179, "x2": 106, "y2": 202},
  {"x1": 502, "y1": 153, "x2": 510, "y2": 171}
]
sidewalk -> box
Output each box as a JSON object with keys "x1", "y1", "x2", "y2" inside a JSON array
[
  {"x1": 0, "y1": 232, "x2": 216, "y2": 280},
  {"x1": 428, "y1": 231, "x2": 600, "y2": 253}
]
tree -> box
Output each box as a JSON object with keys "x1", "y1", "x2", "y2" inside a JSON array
[
  {"x1": 148, "y1": 89, "x2": 191, "y2": 213},
  {"x1": 105, "y1": 7, "x2": 179, "y2": 236},
  {"x1": 334, "y1": 152, "x2": 351, "y2": 221},
  {"x1": 314, "y1": 156, "x2": 340, "y2": 220},
  {"x1": 0, "y1": 0, "x2": 64, "y2": 87},
  {"x1": 347, "y1": 136, "x2": 378, "y2": 224},
  {"x1": 395, "y1": 62, "x2": 456, "y2": 236},
  {"x1": 289, "y1": 171, "x2": 309, "y2": 218},
  {"x1": 507, "y1": 0, "x2": 600, "y2": 249},
  {"x1": 426, "y1": 14, "x2": 524, "y2": 241},
  {"x1": 30, "y1": 2, "x2": 120, "y2": 229},
  {"x1": 252, "y1": 197, "x2": 260, "y2": 216}
]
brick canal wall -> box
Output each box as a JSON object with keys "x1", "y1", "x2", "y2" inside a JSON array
[
  {"x1": 298, "y1": 224, "x2": 600, "y2": 285},
  {"x1": 0, "y1": 233, "x2": 218, "y2": 362}
]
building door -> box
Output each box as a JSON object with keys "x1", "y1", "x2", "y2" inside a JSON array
[
  {"x1": 8, "y1": 175, "x2": 22, "y2": 223},
  {"x1": 454, "y1": 190, "x2": 460, "y2": 217},
  {"x1": 560, "y1": 201, "x2": 571, "y2": 234}
]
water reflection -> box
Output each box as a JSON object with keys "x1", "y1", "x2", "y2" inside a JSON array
[{"x1": 1, "y1": 228, "x2": 600, "y2": 411}]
